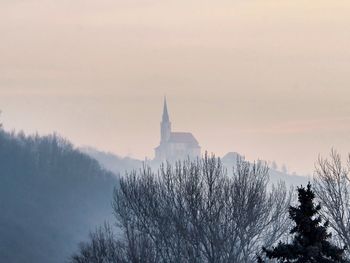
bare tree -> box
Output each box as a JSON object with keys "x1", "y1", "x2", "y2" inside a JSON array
[
  {"x1": 70, "y1": 223, "x2": 125, "y2": 263},
  {"x1": 70, "y1": 154, "x2": 291, "y2": 263},
  {"x1": 314, "y1": 150, "x2": 350, "y2": 251},
  {"x1": 111, "y1": 154, "x2": 291, "y2": 263}
]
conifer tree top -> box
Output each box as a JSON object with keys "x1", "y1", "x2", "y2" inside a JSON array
[{"x1": 259, "y1": 182, "x2": 349, "y2": 263}]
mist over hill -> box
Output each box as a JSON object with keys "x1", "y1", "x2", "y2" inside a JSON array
[
  {"x1": 79, "y1": 147, "x2": 142, "y2": 176},
  {"x1": 0, "y1": 130, "x2": 118, "y2": 263},
  {"x1": 221, "y1": 152, "x2": 309, "y2": 186},
  {"x1": 83, "y1": 148, "x2": 309, "y2": 187}
]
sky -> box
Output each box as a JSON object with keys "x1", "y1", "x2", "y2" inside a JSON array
[{"x1": 1, "y1": 0, "x2": 350, "y2": 175}]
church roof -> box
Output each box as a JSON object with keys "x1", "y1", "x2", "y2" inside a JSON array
[{"x1": 168, "y1": 132, "x2": 200, "y2": 147}]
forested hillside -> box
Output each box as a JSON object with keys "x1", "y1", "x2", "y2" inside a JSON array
[{"x1": 0, "y1": 130, "x2": 118, "y2": 263}]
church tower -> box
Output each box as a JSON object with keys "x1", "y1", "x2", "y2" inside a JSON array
[{"x1": 160, "y1": 97, "x2": 171, "y2": 143}]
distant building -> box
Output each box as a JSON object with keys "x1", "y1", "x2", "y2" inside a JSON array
[{"x1": 155, "y1": 98, "x2": 201, "y2": 162}]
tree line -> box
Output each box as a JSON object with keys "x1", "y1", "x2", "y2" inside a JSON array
[{"x1": 71, "y1": 151, "x2": 350, "y2": 263}]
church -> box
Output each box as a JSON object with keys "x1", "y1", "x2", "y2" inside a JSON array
[{"x1": 155, "y1": 98, "x2": 201, "y2": 162}]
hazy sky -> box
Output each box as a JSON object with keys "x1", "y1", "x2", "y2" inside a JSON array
[{"x1": 1, "y1": 0, "x2": 350, "y2": 174}]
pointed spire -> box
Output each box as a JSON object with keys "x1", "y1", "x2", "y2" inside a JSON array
[{"x1": 162, "y1": 96, "x2": 170, "y2": 123}]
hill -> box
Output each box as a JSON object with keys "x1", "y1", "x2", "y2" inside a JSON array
[
  {"x1": 79, "y1": 147, "x2": 142, "y2": 175},
  {"x1": 221, "y1": 152, "x2": 309, "y2": 186},
  {"x1": 84, "y1": 149, "x2": 309, "y2": 188},
  {"x1": 0, "y1": 130, "x2": 118, "y2": 263}
]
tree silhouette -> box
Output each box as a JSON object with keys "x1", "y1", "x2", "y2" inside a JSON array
[
  {"x1": 258, "y1": 183, "x2": 349, "y2": 263},
  {"x1": 72, "y1": 155, "x2": 292, "y2": 263}
]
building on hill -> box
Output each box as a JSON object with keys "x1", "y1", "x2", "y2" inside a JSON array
[{"x1": 154, "y1": 98, "x2": 201, "y2": 162}]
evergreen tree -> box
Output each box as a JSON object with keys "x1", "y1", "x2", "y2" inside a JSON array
[{"x1": 258, "y1": 183, "x2": 349, "y2": 263}]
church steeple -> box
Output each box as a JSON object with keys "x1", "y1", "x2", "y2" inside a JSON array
[
  {"x1": 162, "y1": 97, "x2": 170, "y2": 123},
  {"x1": 160, "y1": 97, "x2": 171, "y2": 143}
]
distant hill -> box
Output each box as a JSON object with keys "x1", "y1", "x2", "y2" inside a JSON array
[
  {"x1": 0, "y1": 130, "x2": 118, "y2": 263},
  {"x1": 83, "y1": 148, "x2": 309, "y2": 188},
  {"x1": 79, "y1": 147, "x2": 142, "y2": 175},
  {"x1": 221, "y1": 152, "x2": 309, "y2": 187}
]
